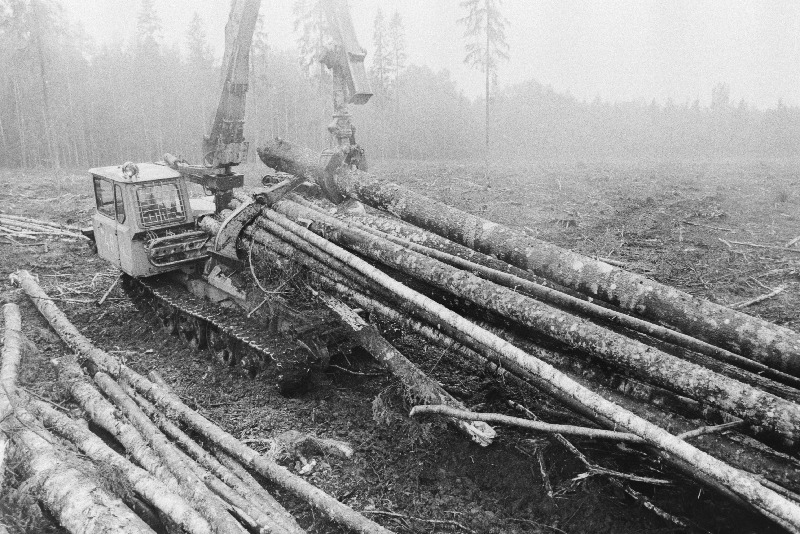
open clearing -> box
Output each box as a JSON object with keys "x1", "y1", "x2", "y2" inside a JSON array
[{"x1": 1, "y1": 159, "x2": 798, "y2": 534}]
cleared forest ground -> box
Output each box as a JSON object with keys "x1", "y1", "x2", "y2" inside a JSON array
[{"x1": 0, "y1": 159, "x2": 798, "y2": 533}]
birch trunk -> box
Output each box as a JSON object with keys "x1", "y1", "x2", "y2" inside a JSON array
[
  {"x1": 2, "y1": 305, "x2": 153, "y2": 534},
  {"x1": 230, "y1": 212, "x2": 800, "y2": 532},
  {"x1": 13, "y1": 270, "x2": 394, "y2": 534},
  {"x1": 258, "y1": 139, "x2": 800, "y2": 377},
  {"x1": 269, "y1": 200, "x2": 800, "y2": 442},
  {"x1": 29, "y1": 400, "x2": 212, "y2": 534}
]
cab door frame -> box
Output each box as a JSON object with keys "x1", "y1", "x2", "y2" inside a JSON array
[{"x1": 91, "y1": 175, "x2": 122, "y2": 267}]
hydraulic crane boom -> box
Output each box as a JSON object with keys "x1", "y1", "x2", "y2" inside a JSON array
[{"x1": 203, "y1": 0, "x2": 262, "y2": 170}]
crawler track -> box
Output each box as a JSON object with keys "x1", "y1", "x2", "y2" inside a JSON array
[{"x1": 122, "y1": 274, "x2": 348, "y2": 393}]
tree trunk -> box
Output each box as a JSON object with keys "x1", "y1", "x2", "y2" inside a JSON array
[
  {"x1": 257, "y1": 139, "x2": 800, "y2": 376},
  {"x1": 269, "y1": 200, "x2": 800, "y2": 442},
  {"x1": 91, "y1": 371, "x2": 248, "y2": 534},
  {"x1": 13, "y1": 270, "x2": 395, "y2": 534},
  {"x1": 292, "y1": 194, "x2": 800, "y2": 390},
  {"x1": 312, "y1": 289, "x2": 496, "y2": 446},
  {"x1": 226, "y1": 213, "x2": 800, "y2": 532},
  {"x1": 30, "y1": 400, "x2": 213, "y2": 534},
  {"x1": 123, "y1": 382, "x2": 304, "y2": 534},
  {"x1": 1, "y1": 307, "x2": 153, "y2": 534}
]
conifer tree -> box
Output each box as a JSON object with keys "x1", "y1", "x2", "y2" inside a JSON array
[{"x1": 458, "y1": 0, "x2": 509, "y2": 182}]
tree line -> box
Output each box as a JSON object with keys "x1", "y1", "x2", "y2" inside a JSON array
[{"x1": 1, "y1": 0, "x2": 798, "y2": 170}]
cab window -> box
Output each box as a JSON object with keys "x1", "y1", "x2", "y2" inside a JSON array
[
  {"x1": 114, "y1": 184, "x2": 125, "y2": 224},
  {"x1": 93, "y1": 177, "x2": 115, "y2": 218},
  {"x1": 135, "y1": 181, "x2": 187, "y2": 227}
]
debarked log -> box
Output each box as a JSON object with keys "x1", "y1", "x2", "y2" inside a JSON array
[
  {"x1": 258, "y1": 138, "x2": 800, "y2": 377},
  {"x1": 268, "y1": 200, "x2": 800, "y2": 443}
]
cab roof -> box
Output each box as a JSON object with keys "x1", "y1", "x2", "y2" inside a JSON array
[{"x1": 89, "y1": 163, "x2": 181, "y2": 183}]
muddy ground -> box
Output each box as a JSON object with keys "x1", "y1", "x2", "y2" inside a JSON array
[{"x1": 0, "y1": 159, "x2": 798, "y2": 534}]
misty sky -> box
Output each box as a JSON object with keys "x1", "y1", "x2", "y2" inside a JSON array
[{"x1": 63, "y1": 0, "x2": 800, "y2": 109}]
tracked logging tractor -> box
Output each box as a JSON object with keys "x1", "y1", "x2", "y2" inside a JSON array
[{"x1": 85, "y1": 0, "x2": 372, "y2": 394}]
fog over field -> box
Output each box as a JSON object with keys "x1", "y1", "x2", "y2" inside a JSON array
[{"x1": 2, "y1": 0, "x2": 800, "y2": 167}]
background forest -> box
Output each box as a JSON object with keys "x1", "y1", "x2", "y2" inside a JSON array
[{"x1": 1, "y1": 0, "x2": 799, "y2": 169}]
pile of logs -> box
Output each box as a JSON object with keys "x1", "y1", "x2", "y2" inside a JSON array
[
  {"x1": 0, "y1": 213, "x2": 86, "y2": 245},
  {"x1": 233, "y1": 139, "x2": 800, "y2": 532},
  {"x1": 2, "y1": 272, "x2": 394, "y2": 534}
]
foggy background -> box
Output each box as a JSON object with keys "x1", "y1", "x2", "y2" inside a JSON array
[{"x1": 1, "y1": 0, "x2": 799, "y2": 167}]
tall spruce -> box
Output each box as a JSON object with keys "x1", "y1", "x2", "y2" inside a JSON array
[
  {"x1": 387, "y1": 11, "x2": 406, "y2": 158},
  {"x1": 458, "y1": 0, "x2": 509, "y2": 182},
  {"x1": 371, "y1": 8, "x2": 390, "y2": 95}
]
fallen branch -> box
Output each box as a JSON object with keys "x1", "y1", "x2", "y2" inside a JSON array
[
  {"x1": 730, "y1": 286, "x2": 786, "y2": 309},
  {"x1": 361, "y1": 510, "x2": 475, "y2": 534},
  {"x1": 310, "y1": 287, "x2": 496, "y2": 446},
  {"x1": 677, "y1": 421, "x2": 745, "y2": 440},
  {"x1": 513, "y1": 401, "x2": 686, "y2": 528},
  {"x1": 96, "y1": 273, "x2": 122, "y2": 306},
  {"x1": 787, "y1": 235, "x2": 800, "y2": 248},
  {"x1": 723, "y1": 239, "x2": 800, "y2": 255},
  {"x1": 410, "y1": 404, "x2": 644, "y2": 443},
  {"x1": 682, "y1": 220, "x2": 735, "y2": 232}
]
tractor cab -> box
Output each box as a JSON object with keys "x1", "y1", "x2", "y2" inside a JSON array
[{"x1": 89, "y1": 162, "x2": 210, "y2": 277}]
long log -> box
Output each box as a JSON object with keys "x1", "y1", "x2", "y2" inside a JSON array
[
  {"x1": 311, "y1": 275, "x2": 800, "y2": 507},
  {"x1": 123, "y1": 382, "x2": 305, "y2": 534},
  {"x1": 238, "y1": 229, "x2": 800, "y2": 508},
  {"x1": 245, "y1": 224, "x2": 718, "y2": 425},
  {"x1": 12, "y1": 270, "x2": 394, "y2": 534},
  {"x1": 1, "y1": 305, "x2": 154, "y2": 534},
  {"x1": 236, "y1": 212, "x2": 800, "y2": 532},
  {"x1": 268, "y1": 200, "x2": 800, "y2": 442},
  {"x1": 303, "y1": 198, "x2": 800, "y2": 391},
  {"x1": 245, "y1": 216, "x2": 800, "y2": 472},
  {"x1": 258, "y1": 139, "x2": 800, "y2": 376},
  {"x1": 91, "y1": 371, "x2": 249, "y2": 534},
  {"x1": 55, "y1": 357, "x2": 245, "y2": 534},
  {"x1": 29, "y1": 400, "x2": 213, "y2": 534}
]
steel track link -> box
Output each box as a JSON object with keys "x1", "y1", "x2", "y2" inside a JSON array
[{"x1": 121, "y1": 274, "x2": 323, "y2": 393}]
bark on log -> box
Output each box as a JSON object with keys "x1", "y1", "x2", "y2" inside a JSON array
[
  {"x1": 55, "y1": 358, "x2": 181, "y2": 490},
  {"x1": 309, "y1": 287, "x2": 496, "y2": 446},
  {"x1": 306, "y1": 199, "x2": 800, "y2": 391},
  {"x1": 1, "y1": 306, "x2": 154, "y2": 534},
  {"x1": 237, "y1": 213, "x2": 800, "y2": 532},
  {"x1": 13, "y1": 269, "x2": 394, "y2": 534},
  {"x1": 242, "y1": 218, "x2": 800, "y2": 495},
  {"x1": 123, "y1": 382, "x2": 304, "y2": 534},
  {"x1": 258, "y1": 139, "x2": 800, "y2": 376},
  {"x1": 239, "y1": 234, "x2": 800, "y2": 507},
  {"x1": 268, "y1": 200, "x2": 800, "y2": 442},
  {"x1": 91, "y1": 371, "x2": 249, "y2": 534},
  {"x1": 29, "y1": 399, "x2": 213, "y2": 534},
  {"x1": 325, "y1": 280, "x2": 800, "y2": 503}
]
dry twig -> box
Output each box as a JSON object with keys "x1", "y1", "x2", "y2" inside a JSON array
[
  {"x1": 730, "y1": 286, "x2": 786, "y2": 309},
  {"x1": 361, "y1": 510, "x2": 476, "y2": 534}
]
